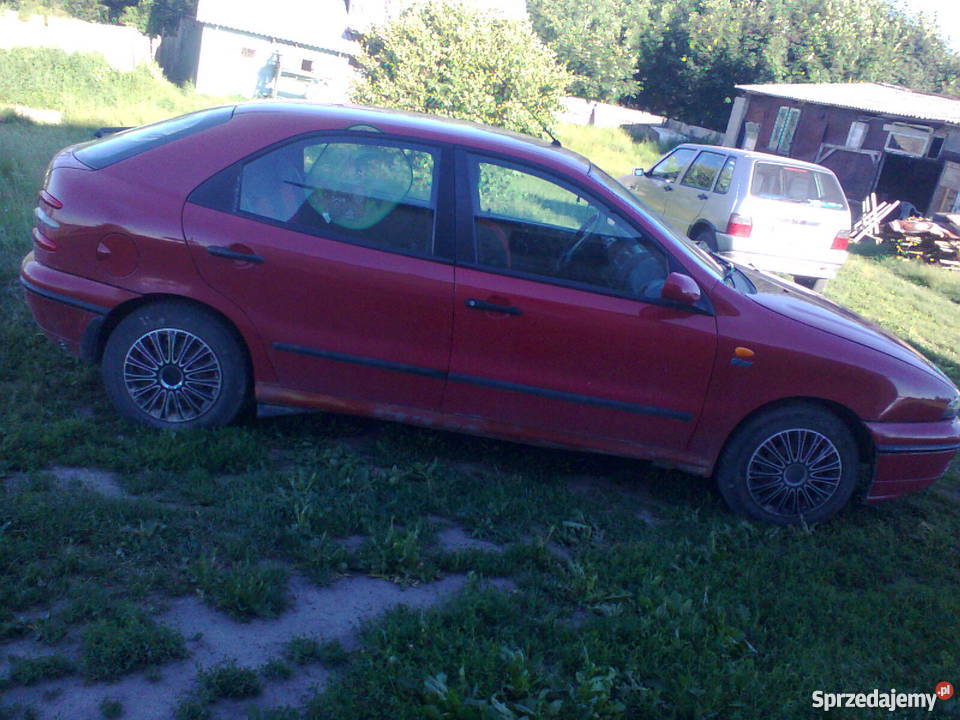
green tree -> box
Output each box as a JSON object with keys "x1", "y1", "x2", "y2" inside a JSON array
[
  {"x1": 352, "y1": 0, "x2": 570, "y2": 136},
  {"x1": 629, "y1": 0, "x2": 960, "y2": 129},
  {"x1": 527, "y1": 0, "x2": 646, "y2": 102}
]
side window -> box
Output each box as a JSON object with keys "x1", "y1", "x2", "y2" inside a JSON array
[
  {"x1": 714, "y1": 157, "x2": 736, "y2": 194},
  {"x1": 238, "y1": 139, "x2": 437, "y2": 255},
  {"x1": 680, "y1": 151, "x2": 727, "y2": 191},
  {"x1": 471, "y1": 160, "x2": 669, "y2": 298},
  {"x1": 648, "y1": 148, "x2": 697, "y2": 182}
]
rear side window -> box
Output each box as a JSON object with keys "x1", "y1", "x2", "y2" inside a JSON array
[
  {"x1": 75, "y1": 106, "x2": 235, "y2": 169},
  {"x1": 750, "y1": 163, "x2": 846, "y2": 209},
  {"x1": 235, "y1": 137, "x2": 438, "y2": 256},
  {"x1": 714, "y1": 157, "x2": 736, "y2": 194},
  {"x1": 680, "y1": 151, "x2": 727, "y2": 190}
]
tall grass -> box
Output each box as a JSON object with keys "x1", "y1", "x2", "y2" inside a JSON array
[
  {"x1": 0, "y1": 47, "x2": 231, "y2": 127},
  {"x1": 556, "y1": 123, "x2": 664, "y2": 178}
]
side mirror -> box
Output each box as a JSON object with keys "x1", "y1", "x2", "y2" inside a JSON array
[
  {"x1": 661, "y1": 272, "x2": 701, "y2": 305},
  {"x1": 633, "y1": 167, "x2": 645, "y2": 176}
]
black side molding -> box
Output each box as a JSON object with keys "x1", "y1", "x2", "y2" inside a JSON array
[{"x1": 20, "y1": 277, "x2": 109, "y2": 315}]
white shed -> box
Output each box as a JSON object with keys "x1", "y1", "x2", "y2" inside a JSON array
[{"x1": 180, "y1": 0, "x2": 527, "y2": 102}]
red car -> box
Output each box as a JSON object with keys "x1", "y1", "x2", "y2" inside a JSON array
[{"x1": 21, "y1": 103, "x2": 960, "y2": 524}]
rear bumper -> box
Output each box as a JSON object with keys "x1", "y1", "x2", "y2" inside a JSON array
[
  {"x1": 865, "y1": 418, "x2": 960, "y2": 502},
  {"x1": 20, "y1": 253, "x2": 137, "y2": 360},
  {"x1": 717, "y1": 236, "x2": 846, "y2": 279}
]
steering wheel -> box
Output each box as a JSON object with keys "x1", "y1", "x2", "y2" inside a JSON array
[{"x1": 554, "y1": 210, "x2": 600, "y2": 273}]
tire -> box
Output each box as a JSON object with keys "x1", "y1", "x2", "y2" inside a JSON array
[
  {"x1": 692, "y1": 227, "x2": 718, "y2": 253},
  {"x1": 794, "y1": 276, "x2": 828, "y2": 292},
  {"x1": 102, "y1": 301, "x2": 249, "y2": 429},
  {"x1": 715, "y1": 404, "x2": 859, "y2": 525}
]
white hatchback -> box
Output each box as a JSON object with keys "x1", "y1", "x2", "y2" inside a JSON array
[{"x1": 624, "y1": 144, "x2": 851, "y2": 290}]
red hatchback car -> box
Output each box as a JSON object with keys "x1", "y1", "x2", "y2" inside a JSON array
[{"x1": 21, "y1": 102, "x2": 960, "y2": 524}]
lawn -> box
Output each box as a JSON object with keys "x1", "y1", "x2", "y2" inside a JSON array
[{"x1": 1, "y1": 52, "x2": 959, "y2": 720}]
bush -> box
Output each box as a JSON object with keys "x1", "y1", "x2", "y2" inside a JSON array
[{"x1": 352, "y1": 0, "x2": 570, "y2": 136}]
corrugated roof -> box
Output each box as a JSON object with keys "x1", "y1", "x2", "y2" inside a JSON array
[
  {"x1": 195, "y1": 0, "x2": 357, "y2": 53},
  {"x1": 736, "y1": 82, "x2": 960, "y2": 125}
]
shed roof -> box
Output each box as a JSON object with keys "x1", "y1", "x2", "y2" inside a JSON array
[{"x1": 736, "y1": 82, "x2": 960, "y2": 126}]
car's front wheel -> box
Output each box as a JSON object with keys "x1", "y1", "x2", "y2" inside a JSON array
[
  {"x1": 102, "y1": 301, "x2": 249, "y2": 429},
  {"x1": 715, "y1": 404, "x2": 860, "y2": 524}
]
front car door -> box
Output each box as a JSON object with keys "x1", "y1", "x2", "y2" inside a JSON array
[
  {"x1": 632, "y1": 146, "x2": 698, "y2": 224},
  {"x1": 183, "y1": 132, "x2": 455, "y2": 410},
  {"x1": 443, "y1": 154, "x2": 718, "y2": 458}
]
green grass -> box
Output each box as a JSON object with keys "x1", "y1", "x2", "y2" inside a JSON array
[
  {"x1": 80, "y1": 607, "x2": 187, "y2": 681},
  {"x1": 557, "y1": 123, "x2": 665, "y2": 178},
  {"x1": 0, "y1": 47, "x2": 232, "y2": 127},
  {"x1": 4, "y1": 654, "x2": 75, "y2": 687},
  {"x1": 826, "y1": 251, "x2": 960, "y2": 383},
  {"x1": 0, "y1": 57, "x2": 958, "y2": 718}
]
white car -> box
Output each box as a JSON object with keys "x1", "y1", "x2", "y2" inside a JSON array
[{"x1": 624, "y1": 144, "x2": 851, "y2": 290}]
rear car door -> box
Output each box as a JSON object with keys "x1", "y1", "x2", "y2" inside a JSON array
[
  {"x1": 182, "y1": 133, "x2": 455, "y2": 410},
  {"x1": 444, "y1": 154, "x2": 717, "y2": 454},
  {"x1": 667, "y1": 150, "x2": 729, "y2": 234}
]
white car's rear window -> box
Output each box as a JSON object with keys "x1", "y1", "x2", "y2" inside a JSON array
[{"x1": 750, "y1": 163, "x2": 846, "y2": 210}]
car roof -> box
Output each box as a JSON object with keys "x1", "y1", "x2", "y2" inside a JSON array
[
  {"x1": 673, "y1": 143, "x2": 837, "y2": 173},
  {"x1": 233, "y1": 101, "x2": 594, "y2": 176}
]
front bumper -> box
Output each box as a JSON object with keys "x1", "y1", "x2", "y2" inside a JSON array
[
  {"x1": 20, "y1": 253, "x2": 137, "y2": 360},
  {"x1": 865, "y1": 418, "x2": 960, "y2": 502}
]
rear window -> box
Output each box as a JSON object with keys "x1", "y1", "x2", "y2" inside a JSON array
[
  {"x1": 750, "y1": 162, "x2": 846, "y2": 209},
  {"x1": 75, "y1": 106, "x2": 235, "y2": 169}
]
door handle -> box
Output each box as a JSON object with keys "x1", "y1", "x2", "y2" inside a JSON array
[
  {"x1": 465, "y1": 298, "x2": 522, "y2": 316},
  {"x1": 663, "y1": 185, "x2": 674, "y2": 192},
  {"x1": 207, "y1": 245, "x2": 264, "y2": 264},
  {"x1": 697, "y1": 193, "x2": 709, "y2": 200}
]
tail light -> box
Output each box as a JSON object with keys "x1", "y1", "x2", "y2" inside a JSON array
[
  {"x1": 726, "y1": 213, "x2": 752, "y2": 238},
  {"x1": 831, "y1": 230, "x2": 850, "y2": 251}
]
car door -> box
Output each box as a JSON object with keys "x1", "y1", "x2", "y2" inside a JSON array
[
  {"x1": 182, "y1": 133, "x2": 455, "y2": 410},
  {"x1": 443, "y1": 154, "x2": 717, "y2": 454},
  {"x1": 667, "y1": 150, "x2": 729, "y2": 235},
  {"x1": 631, "y1": 146, "x2": 698, "y2": 222}
]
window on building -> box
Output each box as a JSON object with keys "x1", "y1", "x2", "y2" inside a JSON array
[
  {"x1": 742, "y1": 122, "x2": 759, "y2": 151},
  {"x1": 845, "y1": 121, "x2": 867, "y2": 149},
  {"x1": 301, "y1": 59, "x2": 314, "y2": 72},
  {"x1": 768, "y1": 107, "x2": 801, "y2": 154},
  {"x1": 241, "y1": 48, "x2": 256, "y2": 58},
  {"x1": 884, "y1": 124, "x2": 931, "y2": 157}
]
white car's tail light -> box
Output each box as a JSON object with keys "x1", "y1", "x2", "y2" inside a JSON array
[
  {"x1": 726, "y1": 213, "x2": 752, "y2": 238},
  {"x1": 831, "y1": 230, "x2": 850, "y2": 251}
]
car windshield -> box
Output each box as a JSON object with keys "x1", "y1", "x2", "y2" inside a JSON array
[
  {"x1": 588, "y1": 163, "x2": 727, "y2": 281},
  {"x1": 750, "y1": 163, "x2": 847, "y2": 210}
]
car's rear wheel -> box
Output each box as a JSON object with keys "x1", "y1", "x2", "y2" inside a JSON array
[
  {"x1": 715, "y1": 404, "x2": 859, "y2": 524},
  {"x1": 102, "y1": 302, "x2": 249, "y2": 429},
  {"x1": 794, "y1": 276, "x2": 828, "y2": 292}
]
